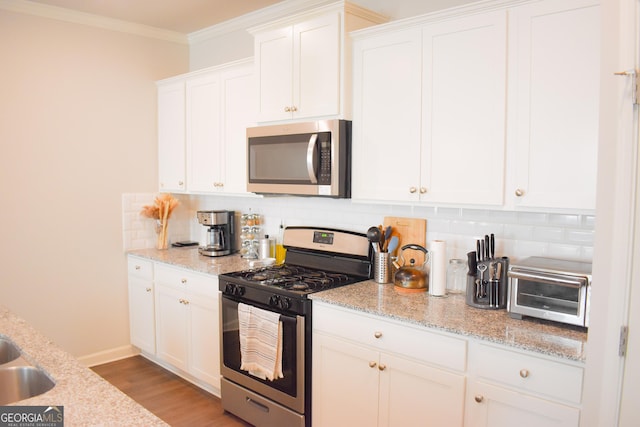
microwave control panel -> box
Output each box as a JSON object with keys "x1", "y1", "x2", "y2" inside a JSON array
[{"x1": 319, "y1": 140, "x2": 331, "y2": 184}]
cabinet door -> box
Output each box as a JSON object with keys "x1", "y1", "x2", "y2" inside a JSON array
[
  {"x1": 312, "y1": 333, "x2": 379, "y2": 427},
  {"x1": 188, "y1": 291, "x2": 220, "y2": 389},
  {"x1": 158, "y1": 81, "x2": 186, "y2": 192},
  {"x1": 421, "y1": 11, "x2": 507, "y2": 205},
  {"x1": 186, "y1": 72, "x2": 222, "y2": 193},
  {"x1": 128, "y1": 276, "x2": 155, "y2": 354},
  {"x1": 255, "y1": 26, "x2": 293, "y2": 122},
  {"x1": 465, "y1": 381, "x2": 580, "y2": 427},
  {"x1": 293, "y1": 13, "x2": 340, "y2": 119},
  {"x1": 379, "y1": 353, "x2": 466, "y2": 427},
  {"x1": 351, "y1": 29, "x2": 423, "y2": 202},
  {"x1": 155, "y1": 283, "x2": 189, "y2": 371},
  {"x1": 221, "y1": 63, "x2": 255, "y2": 194},
  {"x1": 509, "y1": 0, "x2": 600, "y2": 210}
]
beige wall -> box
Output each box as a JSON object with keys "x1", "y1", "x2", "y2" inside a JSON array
[{"x1": 0, "y1": 10, "x2": 188, "y2": 358}]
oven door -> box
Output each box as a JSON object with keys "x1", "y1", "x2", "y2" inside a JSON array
[
  {"x1": 508, "y1": 269, "x2": 588, "y2": 326},
  {"x1": 220, "y1": 295, "x2": 305, "y2": 413}
]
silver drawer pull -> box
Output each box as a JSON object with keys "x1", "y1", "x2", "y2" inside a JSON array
[
  {"x1": 474, "y1": 395, "x2": 484, "y2": 403},
  {"x1": 369, "y1": 361, "x2": 377, "y2": 368},
  {"x1": 520, "y1": 369, "x2": 530, "y2": 378},
  {"x1": 374, "y1": 331, "x2": 382, "y2": 339}
]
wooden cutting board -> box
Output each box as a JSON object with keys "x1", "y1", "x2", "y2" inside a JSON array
[{"x1": 383, "y1": 216, "x2": 427, "y2": 264}]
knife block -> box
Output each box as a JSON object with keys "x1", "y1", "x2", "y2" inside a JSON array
[{"x1": 465, "y1": 257, "x2": 509, "y2": 310}]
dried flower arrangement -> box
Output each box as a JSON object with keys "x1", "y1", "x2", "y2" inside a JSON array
[{"x1": 140, "y1": 194, "x2": 179, "y2": 249}]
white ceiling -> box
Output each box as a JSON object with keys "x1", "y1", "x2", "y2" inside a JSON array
[{"x1": 28, "y1": 0, "x2": 286, "y2": 33}]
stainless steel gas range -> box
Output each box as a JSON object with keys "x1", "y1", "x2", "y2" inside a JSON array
[{"x1": 218, "y1": 226, "x2": 372, "y2": 427}]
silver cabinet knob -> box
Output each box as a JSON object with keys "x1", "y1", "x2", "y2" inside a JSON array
[
  {"x1": 135, "y1": 265, "x2": 141, "y2": 270},
  {"x1": 378, "y1": 364, "x2": 386, "y2": 371},
  {"x1": 474, "y1": 395, "x2": 484, "y2": 403},
  {"x1": 284, "y1": 106, "x2": 291, "y2": 112},
  {"x1": 291, "y1": 106, "x2": 298, "y2": 112},
  {"x1": 181, "y1": 278, "x2": 187, "y2": 284},
  {"x1": 145, "y1": 287, "x2": 152, "y2": 292},
  {"x1": 409, "y1": 187, "x2": 417, "y2": 194},
  {"x1": 515, "y1": 188, "x2": 524, "y2": 197},
  {"x1": 178, "y1": 181, "x2": 184, "y2": 186},
  {"x1": 369, "y1": 361, "x2": 377, "y2": 368},
  {"x1": 374, "y1": 331, "x2": 382, "y2": 339},
  {"x1": 419, "y1": 187, "x2": 427, "y2": 194},
  {"x1": 519, "y1": 369, "x2": 530, "y2": 378}
]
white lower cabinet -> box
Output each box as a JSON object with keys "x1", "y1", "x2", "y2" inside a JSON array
[
  {"x1": 464, "y1": 342, "x2": 583, "y2": 427},
  {"x1": 152, "y1": 262, "x2": 221, "y2": 392},
  {"x1": 312, "y1": 302, "x2": 466, "y2": 426},
  {"x1": 127, "y1": 256, "x2": 155, "y2": 354}
]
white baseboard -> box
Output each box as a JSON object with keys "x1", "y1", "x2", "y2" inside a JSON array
[{"x1": 79, "y1": 344, "x2": 140, "y2": 367}]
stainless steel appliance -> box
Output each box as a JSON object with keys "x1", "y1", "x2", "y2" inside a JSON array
[
  {"x1": 196, "y1": 210, "x2": 236, "y2": 257},
  {"x1": 507, "y1": 257, "x2": 592, "y2": 327},
  {"x1": 246, "y1": 119, "x2": 351, "y2": 198},
  {"x1": 219, "y1": 227, "x2": 371, "y2": 427}
]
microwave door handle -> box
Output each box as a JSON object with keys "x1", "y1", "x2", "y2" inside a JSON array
[
  {"x1": 508, "y1": 270, "x2": 586, "y2": 288},
  {"x1": 306, "y1": 133, "x2": 318, "y2": 184}
]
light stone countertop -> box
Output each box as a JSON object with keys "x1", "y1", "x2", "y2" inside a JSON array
[
  {"x1": 310, "y1": 281, "x2": 587, "y2": 362},
  {"x1": 0, "y1": 306, "x2": 167, "y2": 426},
  {"x1": 128, "y1": 247, "x2": 587, "y2": 363}
]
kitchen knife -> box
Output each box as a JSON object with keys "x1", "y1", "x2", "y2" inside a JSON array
[
  {"x1": 479, "y1": 240, "x2": 485, "y2": 262},
  {"x1": 476, "y1": 240, "x2": 481, "y2": 262},
  {"x1": 490, "y1": 233, "x2": 495, "y2": 259},
  {"x1": 484, "y1": 235, "x2": 490, "y2": 260}
]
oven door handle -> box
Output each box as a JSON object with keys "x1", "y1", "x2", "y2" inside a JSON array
[
  {"x1": 306, "y1": 133, "x2": 318, "y2": 184},
  {"x1": 508, "y1": 269, "x2": 587, "y2": 288}
]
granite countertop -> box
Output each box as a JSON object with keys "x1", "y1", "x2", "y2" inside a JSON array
[
  {"x1": 128, "y1": 246, "x2": 254, "y2": 276},
  {"x1": 310, "y1": 281, "x2": 588, "y2": 363},
  {"x1": 127, "y1": 248, "x2": 587, "y2": 363},
  {"x1": 0, "y1": 306, "x2": 167, "y2": 426}
]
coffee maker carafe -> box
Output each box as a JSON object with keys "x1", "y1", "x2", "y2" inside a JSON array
[{"x1": 197, "y1": 210, "x2": 236, "y2": 257}]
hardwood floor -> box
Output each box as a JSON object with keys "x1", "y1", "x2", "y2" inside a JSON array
[{"x1": 92, "y1": 356, "x2": 252, "y2": 427}]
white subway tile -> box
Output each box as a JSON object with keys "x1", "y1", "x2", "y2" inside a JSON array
[
  {"x1": 567, "y1": 229, "x2": 595, "y2": 244},
  {"x1": 503, "y1": 224, "x2": 534, "y2": 240},
  {"x1": 532, "y1": 227, "x2": 564, "y2": 242},
  {"x1": 546, "y1": 244, "x2": 582, "y2": 260},
  {"x1": 549, "y1": 213, "x2": 581, "y2": 227},
  {"x1": 516, "y1": 211, "x2": 549, "y2": 224}
]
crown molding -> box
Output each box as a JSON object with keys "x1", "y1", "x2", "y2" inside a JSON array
[
  {"x1": 0, "y1": 0, "x2": 188, "y2": 44},
  {"x1": 188, "y1": 0, "x2": 335, "y2": 44}
]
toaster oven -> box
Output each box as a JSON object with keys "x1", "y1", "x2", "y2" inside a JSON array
[{"x1": 507, "y1": 257, "x2": 592, "y2": 328}]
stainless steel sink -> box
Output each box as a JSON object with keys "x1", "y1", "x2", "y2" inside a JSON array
[
  {"x1": 0, "y1": 338, "x2": 21, "y2": 364},
  {"x1": 0, "y1": 366, "x2": 55, "y2": 405},
  {"x1": 0, "y1": 336, "x2": 55, "y2": 404}
]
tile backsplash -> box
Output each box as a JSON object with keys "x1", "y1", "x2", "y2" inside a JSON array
[{"x1": 122, "y1": 193, "x2": 594, "y2": 263}]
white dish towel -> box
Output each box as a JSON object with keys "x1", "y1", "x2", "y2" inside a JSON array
[{"x1": 238, "y1": 302, "x2": 284, "y2": 381}]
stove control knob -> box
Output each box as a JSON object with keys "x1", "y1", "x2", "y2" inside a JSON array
[
  {"x1": 224, "y1": 284, "x2": 235, "y2": 295},
  {"x1": 269, "y1": 295, "x2": 281, "y2": 307},
  {"x1": 279, "y1": 297, "x2": 291, "y2": 310},
  {"x1": 234, "y1": 286, "x2": 245, "y2": 297}
]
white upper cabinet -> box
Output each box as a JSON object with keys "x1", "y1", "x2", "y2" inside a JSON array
[
  {"x1": 421, "y1": 11, "x2": 507, "y2": 205},
  {"x1": 352, "y1": 11, "x2": 507, "y2": 205},
  {"x1": 157, "y1": 81, "x2": 186, "y2": 193},
  {"x1": 186, "y1": 72, "x2": 222, "y2": 193},
  {"x1": 251, "y1": 2, "x2": 387, "y2": 123},
  {"x1": 351, "y1": 28, "x2": 423, "y2": 202},
  {"x1": 507, "y1": 0, "x2": 600, "y2": 210},
  {"x1": 157, "y1": 59, "x2": 256, "y2": 196},
  {"x1": 352, "y1": 0, "x2": 599, "y2": 211}
]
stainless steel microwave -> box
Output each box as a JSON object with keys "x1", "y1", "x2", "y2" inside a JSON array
[
  {"x1": 246, "y1": 119, "x2": 351, "y2": 198},
  {"x1": 507, "y1": 257, "x2": 592, "y2": 328}
]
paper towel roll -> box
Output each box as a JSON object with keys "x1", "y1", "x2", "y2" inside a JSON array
[{"x1": 430, "y1": 240, "x2": 447, "y2": 296}]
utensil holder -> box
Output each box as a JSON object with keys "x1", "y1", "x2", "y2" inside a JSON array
[
  {"x1": 465, "y1": 257, "x2": 509, "y2": 309},
  {"x1": 374, "y1": 252, "x2": 392, "y2": 284}
]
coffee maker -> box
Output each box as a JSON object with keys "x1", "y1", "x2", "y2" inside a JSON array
[{"x1": 197, "y1": 210, "x2": 236, "y2": 257}]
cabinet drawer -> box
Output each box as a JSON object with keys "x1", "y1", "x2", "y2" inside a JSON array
[
  {"x1": 471, "y1": 342, "x2": 584, "y2": 403},
  {"x1": 128, "y1": 256, "x2": 153, "y2": 280},
  {"x1": 313, "y1": 303, "x2": 466, "y2": 371},
  {"x1": 155, "y1": 263, "x2": 218, "y2": 299}
]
